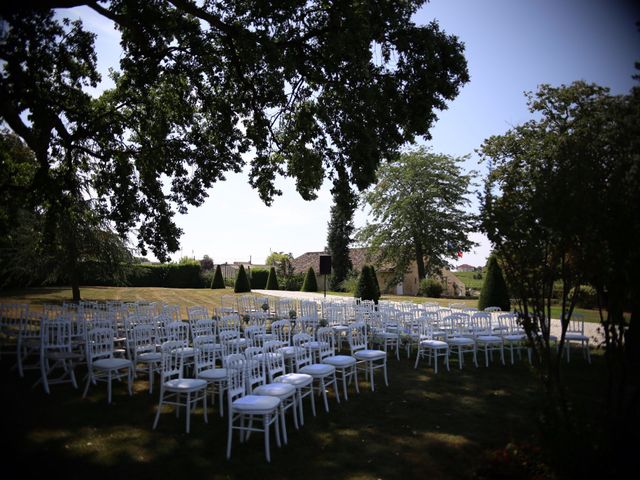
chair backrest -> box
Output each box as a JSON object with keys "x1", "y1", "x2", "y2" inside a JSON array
[
  {"x1": 218, "y1": 314, "x2": 241, "y2": 333},
  {"x1": 347, "y1": 322, "x2": 368, "y2": 354},
  {"x1": 471, "y1": 312, "x2": 492, "y2": 333},
  {"x1": 132, "y1": 323, "x2": 156, "y2": 357},
  {"x1": 194, "y1": 335, "x2": 218, "y2": 373},
  {"x1": 41, "y1": 317, "x2": 73, "y2": 352},
  {"x1": 324, "y1": 305, "x2": 346, "y2": 326},
  {"x1": 497, "y1": 313, "x2": 519, "y2": 333},
  {"x1": 262, "y1": 341, "x2": 286, "y2": 382},
  {"x1": 226, "y1": 354, "x2": 247, "y2": 403},
  {"x1": 243, "y1": 346, "x2": 264, "y2": 392},
  {"x1": 276, "y1": 299, "x2": 296, "y2": 319},
  {"x1": 192, "y1": 319, "x2": 216, "y2": 339},
  {"x1": 187, "y1": 305, "x2": 209, "y2": 322},
  {"x1": 484, "y1": 306, "x2": 502, "y2": 312},
  {"x1": 165, "y1": 321, "x2": 190, "y2": 345},
  {"x1": 316, "y1": 327, "x2": 335, "y2": 361},
  {"x1": 300, "y1": 300, "x2": 319, "y2": 320},
  {"x1": 567, "y1": 313, "x2": 585, "y2": 334},
  {"x1": 246, "y1": 311, "x2": 269, "y2": 327},
  {"x1": 86, "y1": 327, "x2": 115, "y2": 364},
  {"x1": 292, "y1": 333, "x2": 313, "y2": 369},
  {"x1": 244, "y1": 325, "x2": 266, "y2": 347},
  {"x1": 297, "y1": 315, "x2": 318, "y2": 338},
  {"x1": 219, "y1": 330, "x2": 241, "y2": 356},
  {"x1": 160, "y1": 340, "x2": 185, "y2": 381},
  {"x1": 271, "y1": 319, "x2": 291, "y2": 346}
]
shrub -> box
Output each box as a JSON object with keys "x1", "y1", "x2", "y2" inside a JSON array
[
  {"x1": 211, "y1": 264, "x2": 225, "y2": 289},
  {"x1": 164, "y1": 263, "x2": 202, "y2": 288},
  {"x1": 249, "y1": 268, "x2": 269, "y2": 289},
  {"x1": 281, "y1": 273, "x2": 304, "y2": 291},
  {"x1": 301, "y1": 267, "x2": 318, "y2": 292},
  {"x1": 370, "y1": 265, "x2": 381, "y2": 299},
  {"x1": 339, "y1": 272, "x2": 359, "y2": 293},
  {"x1": 266, "y1": 267, "x2": 279, "y2": 290},
  {"x1": 355, "y1": 265, "x2": 380, "y2": 303},
  {"x1": 478, "y1": 255, "x2": 510, "y2": 311},
  {"x1": 573, "y1": 285, "x2": 598, "y2": 309},
  {"x1": 234, "y1": 265, "x2": 251, "y2": 293},
  {"x1": 419, "y1": 278, "x2": 444, "y2": 298}
]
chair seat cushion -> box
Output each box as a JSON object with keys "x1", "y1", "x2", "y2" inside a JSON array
[
  {"x1": 274, "y1": 372, "x2": 313, "y2": 387},
  {"x1": 304, "y1": 341, "x2": 328, "y2": 350},
  {"x1": 300, "y1": 364, "x2": 335, "y2": 376},
  {"x1": 94, "y1": 358, "x2": 132, "y2": 370},
  {"x1": 164, "y1": 378, "x2": 207, "y2": 391},
  {"x1": 503, "y1": 334, "x2": 526, "y2": 341},
  {"x1": 447, "y1": 337, "x2": 474, "y2": 346},
  {"x1": 253, "y1": 383, "x2": 296, "y2": 399},
  {"x1": 354, "y1": 349, "x2": 386, "y2": 360},
  {"x1": 278, "y1": 346, "x2": 303, "y2": 358},
  {"x1": 322, "y1": 355, "x2": 356, "y2": 367},
  {"x1": 565, "y1": 333, "x2": 589, "y2": 341},
  {"x1": 232, "y1": 394, "x2": 280, "y2": 412},
  {"x1": 420, "y1": 340, "x2": 448, "y2": 348},
  {"x1": 198, "y1": 368, "x2": 227, "y2": 381},
  {"x1": 331, "y1": 326, "x2": 349, "y2": 332},
  {"x1": 138, "y1": 352, "x2": 161, "y2": 362},
  {"x1": 175, "y1": 347, "x2": 197, "y2": 357},
  {"x1": 476, "y1": 335, "x2": 502, "y2": 343}
]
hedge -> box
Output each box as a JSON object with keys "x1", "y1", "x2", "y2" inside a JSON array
[{"x1": 249, "y1": 268, "x2": 269, "y2": 289}]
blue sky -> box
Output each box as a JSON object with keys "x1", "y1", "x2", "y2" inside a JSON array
[{"x1": 67, "y1": 0, "x2": 639, "y2": 267}]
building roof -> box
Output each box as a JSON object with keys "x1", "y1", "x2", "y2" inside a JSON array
[
  {"x1": 456, "y1": 264, "x2": 476, "y2": 270},
  {"x1": 291, "y1": 248, "x2": 393, "y2": 274}
]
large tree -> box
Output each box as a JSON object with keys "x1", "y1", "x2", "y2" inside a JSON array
[
  {"x1": 479, "y1": 80, "x2": 640, "y2": 472},
  {"x1": 356, "y1": 147, "x2": 476, "y2": 286},
  {"x1": 0, "y1": 1, "x2": 468, "y2": 299},
  {"x1": 326, "y1": 165, "x2": 357, "y2": 291}
]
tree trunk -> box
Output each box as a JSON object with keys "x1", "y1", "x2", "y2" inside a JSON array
[
  {"x1": 414, "y1": 238, "x2": 426, "y2": 279},
  {"x1": 70, "y1": 262, "x2": 81, "y2": 301}
]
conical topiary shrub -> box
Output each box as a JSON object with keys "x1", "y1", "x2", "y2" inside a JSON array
[
  {"x1": 266, "y1": 266, "x2": 279, "y2": 290},
  {"x1": 355, "y1": 265, "x2": 380, "y2": 303},
  {"x1": 301, "y1": 267, "x2": 318, "y2": 292},
  {"x1": 370, "y1": 265, "x2": 381, "y2": 300},
  {"x1": 211, "y1": 264, "x2": 225, "y2": 289},
  {"x1": 478, "y1": 255, "x2": 510, "y2": 311},
  {"x1": 234, "y1": 264, "x2": 251, "y2": 293}
]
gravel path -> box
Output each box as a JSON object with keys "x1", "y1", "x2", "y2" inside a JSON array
[{"x1": 253, "y1": 289, "x2": 604, "y2": 344}]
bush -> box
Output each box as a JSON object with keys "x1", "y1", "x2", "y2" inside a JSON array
[
  {"x1": 281, "y1": 273, "x2": 304, "y2": 291},
  {"x1": 266, "y1": 267, "x2": 279, "y2": 290},
  {"x1": 355, "y1": 265, "x2": 380, "y2": 303},
  {"x1": 370, "y1": 266, "x2": 381, "y2": 299},
  {"x1": 419, "y1": 278, "x2": 444, "y2": 298},
  {"x1": 574, "y1": 285, "x2": 598, "y2": 309},
  {"x1": 234, "y1": 265, "x2": 251, "y2": 293},
  {"x1": 249, "y1": 268, "x2": 269, "y2": 289},
  {"x1": 339, "y1": 272, "x2": 359, "y2": 293},
  {"x1": 210, "y1": 264, "x2": 225, "y2": 289},
  {"x1": 164, "y1": 264, "x2": 202, "y2": 288},
  {"x1": 478, "y1": 255, "x2": 510, "y2": 311},
  {"x1": 301, "y1": 267, "x2": 318, "y2": 292}
]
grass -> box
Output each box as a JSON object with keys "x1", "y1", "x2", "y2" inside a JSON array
[
  {"x1": 0, "y1": 341, "x2": 607, "y2": 479},
  {"x1": 0, "y1": 286, "x2": 616, "y2": 479},
  {"x1": 452, "y1": 270, "x2": 485, "y2": 290}
]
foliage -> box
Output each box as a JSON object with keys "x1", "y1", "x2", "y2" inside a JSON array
[
  {"x1": 177, "y1": 256, "x2": 199, "y2": 265},
  {"x1": 266, "y1": 252, "x2": 295, "y2": 284},
  {"x1": 200, "y1": 255, "x2": 214, "y2": 271},
  {"x1": 419, "y1": 278, "x2": 444, "y2": 298},
  {"x1": 301, "y1": 267, "x2": 318, "y2": 292},
  {"x1": 370, "y1": 265, "x2": 381, "y2": 300},
  {"x1": 479, "y1": 80, "x2": 640, "y2": 460},
  {"x1": 355, "y1": 265, "x2": 380, "y2": 303},
  {"x1": 339, "y1": 272, "x2": 360, "y2": 294},
  {"x1": 0, "y1": 2, "x2": 469, "y2": 301},
  {"x1": 210, "y1": 264, "x2": 225, "y2": 289},
  {"x1": 233, "y1": 265, "x2": 251, "y2": 293},
  {"x1": 356, "y1": 147, "x2": 476, "y2": 287},
  {"x1": 477, "y1": 256, "x2": 510, "y2": 311},
  {"x1": 327, "y1": 166, "x2": 357, "y2": 290},
  {"x1": 265, "y1": 266, "x2": 279, "y2": 290},
  {"x1": 249, "y1": 268, "x2": 269, "y2": 289}
]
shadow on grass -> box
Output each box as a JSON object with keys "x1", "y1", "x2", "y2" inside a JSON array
[{"x1": 1, "y1": 349, "x2": 567, "y2": 480}]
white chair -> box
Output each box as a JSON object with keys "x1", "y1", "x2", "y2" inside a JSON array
[
  {"x1": 295, "y1": 331, "x2": 340, "y2": 412},
  {"x1": 165, "y1": 321, "x2": 197, "y2": 371},
  {"x1": 38, "y1": 316, "x2": 82, "y2": 394},
  {"x1": 83, "y1": 327, "x2": 133, "y2": 404},
  {"x1": 443, "y1": 316, "x2": 477, "y2": 370},
  {"x1": 499, "y1": 313, "x2": 529, "y2": 364},
  {"x1": 473, "y1": 312, "x2": 505, "y2": 367},
  {"x1": 563, "y1": 313, "x2": 591, "y2": 363},
  {"x1": 319, "y1": 327, "x2": 359, "y2": 401},
  {"x1": 153, "y1": 341, "x2": 208, "y2": 434},
  {"x1": 253, "y1": 341, "x2": 299, "y2": 444},
  {"x1": 415, "y1": 321, "x2": 450, "y2": 374},
  {"x1": 16, "y1": 310, "x2": 41, "y2": 377},
  {"x1": 194, "y1": 336, "x2": 228, "y2": 417},
  {"x1": 226, "y1": 354, "x2": 282, "y2": 463},
  {"x1": 131, "y1": 323, "x2": 162, "y2": 393},
  {"x1": 347, "y1": 322, "x2": 388, "y2": 391}
]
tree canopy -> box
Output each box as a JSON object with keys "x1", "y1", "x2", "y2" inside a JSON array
[
  {"x1": 0, "y1": 0, "x2": 469, "y2": 270},
  {"x1": 356, "y1": 147, "x2": 476, "y2": 286}
]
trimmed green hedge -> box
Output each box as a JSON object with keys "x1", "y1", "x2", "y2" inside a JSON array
[
  {"x1": 249, "y1": 268, "x2": 269, "y2": 289},
  {"x1": 301, "y1": 267, "x2": 318, "y2": 292}
]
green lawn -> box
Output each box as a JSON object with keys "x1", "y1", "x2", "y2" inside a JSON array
[
  {"x1": 452, "y1": 270, "x2": 485, "y2": 290},
  {"x1": 0, "y1": 286, "x2": 615, "y2": 479}
]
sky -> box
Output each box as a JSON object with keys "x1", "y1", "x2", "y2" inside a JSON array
[{"x1": 66, "y1": 0, "x2": 640, "y2": 267}]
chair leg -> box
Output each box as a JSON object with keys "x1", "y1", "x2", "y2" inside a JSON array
[{"x1": 226, "y1": 411, "x2": 233, "y2": 459}]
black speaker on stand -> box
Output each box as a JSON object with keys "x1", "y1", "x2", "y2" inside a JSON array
[{"x1": 319, "y1": 255, "x2": 331, "y2": 298}]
